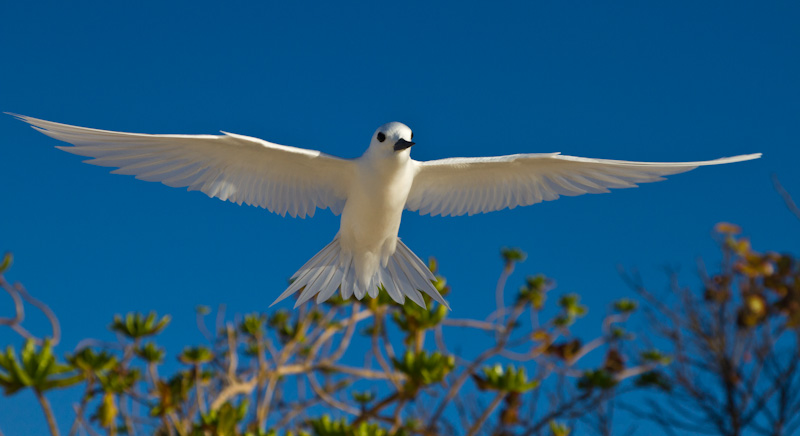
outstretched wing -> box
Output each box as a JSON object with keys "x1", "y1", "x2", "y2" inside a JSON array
[
  {"x1": 406, "y1": 152, "x2": 761, "y2": 217},
  {"x1": 11, "y1": 114, "x2": 354, "y2": 218}
]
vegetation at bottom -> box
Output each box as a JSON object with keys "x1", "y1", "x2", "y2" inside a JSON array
[{"x1": 1, "y1": 222, "x2": 799, "y2": 436}]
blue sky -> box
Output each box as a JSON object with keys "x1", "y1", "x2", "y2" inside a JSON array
[{"x1": 1, "y1": 1, "x2": 798, "y2": 434}]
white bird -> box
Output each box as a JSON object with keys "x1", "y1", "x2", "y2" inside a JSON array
[{"x1": 9, "y1": 114, "x2": 761, "y2": 309}]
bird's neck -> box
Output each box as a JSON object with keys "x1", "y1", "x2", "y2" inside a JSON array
[{"x1": 360, "y1": 148, "x2": 410, "y2": 170}]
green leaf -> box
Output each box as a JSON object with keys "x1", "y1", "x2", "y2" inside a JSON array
[
  {"x1": 0, "y1": 340, "x2": 80, "y2": 395},
  {"x1": 473, "y1": 363, "x2": 539, "y2": 393},
  {"x1": 640, "y1": 350, "x2": 672, "y2": 365},
  {"x1": 635, "y1": 371, "x2": 672, "y2": 391},
  {"x1": 67, "y1": 348, "x2": 117, "y2": 374},
  {"x1": 610, "y1": 327, "x2": 634, "y2": 340},
  {"x1": 392, "y1": 292, "x2": 448, "y2": 342},
  {"x1": 5, "y1": 346, "x2": 34, "y2": 390},
  {"x1": 501, "y1": 247, "x2": 527, "y2": 264},
  {"x1": 613, "y1": 299, "x2": 638, "y2": 313},
  {"x1": 135, "y1": 343, "x2": 165, "y2": 364},
  {"x1": 517, "y1": 275, "x2": 552, "y2": 308},
  {"x1": 92, "y1": 392, "x2": 117, "y2": 428},
  {"x1": 392, "y1": 350, "x2": 455, "y2": 392},
  {"x1": 308, "y1": 415, "x2": 389, "y2": 436},
  {"x1": 549, "y1": 420, "x2": 571, "y2": 436},
  {"x1": 0, "y1": 252, "x2": 12, "y2": 273},
  {"x1": 99, "y1": 366, "x2": 141, "y2": 394},
  {"x1": 110, "y1": 312, "x2": 170, "y2": 340},
  {"x1": 178, "y1": 346, "x2": 214, "y2": 365},
  {"x1": 577, "y1": 369, "x2": 618, "y2": 390},
  {"x1": 195, "y1": 305, "x2": 211, "y2": 315},
  {"x1": 352, "y1": 391, "x2": 375, "y2": 405},
  {"x1": 241, "y1": 313, "x2": 267, "y2": 338}
]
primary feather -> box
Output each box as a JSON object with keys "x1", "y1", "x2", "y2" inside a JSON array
[
  {"x1": 406, "y1": 153, "x2": 761, "y2": 217},
  {"x1": 9, "y1": 114, "x2": 352, "y2": 218}
]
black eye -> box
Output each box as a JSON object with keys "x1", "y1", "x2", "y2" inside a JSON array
[
  {"x1": 377, "y1": 132, "x2": 386, "y2": 142},
  {"x1": 410, "y1": 132, "x2": 414, "y2": 140}
]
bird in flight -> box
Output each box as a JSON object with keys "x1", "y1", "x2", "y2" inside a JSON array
[{"x1": 9, "y1": 114, "x2": 760, "y2": 309}]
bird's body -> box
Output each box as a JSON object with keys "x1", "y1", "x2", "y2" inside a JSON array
[
  {"x1": 9, "y1": 114, "x2": 761, "y2": 309},
  {"x1": 273, "y1": 122, "x2": 447, "y2": 308},
  {"x1": 340, "y1": 146, "x2": 413, "y2": 289}
]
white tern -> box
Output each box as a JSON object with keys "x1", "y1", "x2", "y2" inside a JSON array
[{"x1": 9, "y1": 114, "x2": 761, "y2": 309}]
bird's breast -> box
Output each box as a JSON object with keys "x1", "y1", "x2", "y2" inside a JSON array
[{"x1": 338, "y1": 161, "x2": 415, "y2": 254}]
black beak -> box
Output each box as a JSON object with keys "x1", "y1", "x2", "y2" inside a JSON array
[{"x1": 393, "y1": 138, "x2": 415, "y2": 151}]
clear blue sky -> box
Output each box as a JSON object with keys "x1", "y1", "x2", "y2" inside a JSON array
[{"x1": 1, "y1": 1, "x2": 798, "y2": 434}]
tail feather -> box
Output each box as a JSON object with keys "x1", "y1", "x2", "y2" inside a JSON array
[
  {"x1": 353, "y1": 278, "x2": 367, "y2": 300},
  {"x1": 270, "y1": 239, "x2": 338, "y2": 307},
  {"x1": 312, "y1": 261, "x2": 340, "y2": 301},
  {"x1": 316, "y1": 268, "x2": 345, "y2": 303},
  {"x1": 396, "y1": 248, "x2": 449, "y2": 308},
  {"x1": 271, "y1": 237, "x2": 450, "y2": 309},
  {"x1": 341, "y1": 258, "x2": 355, "y2": 300},
  {"x1": 367, "y1": 277, "x2": 379, "y2": 299},
  {"x1": 388, "y1": 257, "x2": 426, "y2": 307},
  {"x1": 378, "y1": 268, "x2": 404, "y2": 304},
  {"x1": 295, "y1": 257, "x2": 337, "y2": 307},
  {"x1": 397, "y1": 242, "x2": 437, "y2": 281}
]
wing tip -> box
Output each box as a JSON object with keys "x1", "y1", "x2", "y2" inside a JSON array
[
  {"x1": 738, "y1": 153, "x2": 762, "y2": 161},
  {"x1": 700, "y1": 153, "x2": 763, "y2": 166},
  {"x1": 5, "y1": 112, "x2": 33, "y2": 124}
]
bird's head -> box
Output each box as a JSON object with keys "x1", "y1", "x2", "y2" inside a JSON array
[{"x1": 368, "y1": 122, "x2": 415, "y2": 158}]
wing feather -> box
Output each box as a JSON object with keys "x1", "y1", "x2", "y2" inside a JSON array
[
  {"x1": 407, "y1": 152, "x2": 761, "y2": 217},
  {"x1": 12, "y1": 114, "x2": 353, "y2": 218}
]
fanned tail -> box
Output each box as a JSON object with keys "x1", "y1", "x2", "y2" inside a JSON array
[{"x1": 270, "y1": 237, "x2": 450, "y2": 309}]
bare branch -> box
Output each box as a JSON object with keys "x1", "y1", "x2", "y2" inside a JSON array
[{"x1": 773, "y1": 174, "x2": 800, "y2": 221}]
